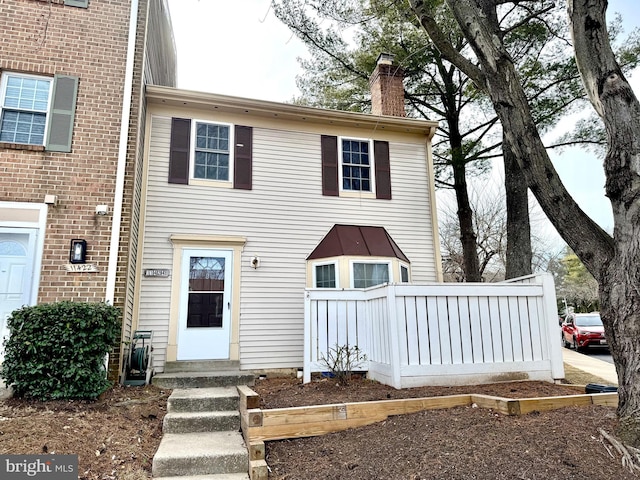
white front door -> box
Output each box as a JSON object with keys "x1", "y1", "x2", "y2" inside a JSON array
[
  {"x1": 0, "y1": 229, "x2": 37, "y2": 360},
  {"x1": 177, "y1": 249, "x2": 232, "y2": 360}
]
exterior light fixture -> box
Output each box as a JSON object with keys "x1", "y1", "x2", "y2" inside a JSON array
[
  {"x1": 95, "y1": 205, "x2": 108, "y2": 216},
  {"x1": 69, "y1": 239, "x2": 87, "y2": 264}
]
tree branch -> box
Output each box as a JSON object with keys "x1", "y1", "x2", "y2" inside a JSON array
[{"x1": 408, "y1": 0, "x2": 486, "y2": 87}]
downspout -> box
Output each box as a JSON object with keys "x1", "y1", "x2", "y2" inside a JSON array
[{"x1": 106, "y1": 0, "x2": 139, "y2": 304}]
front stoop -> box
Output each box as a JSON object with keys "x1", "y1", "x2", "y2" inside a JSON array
[
  {"x1": 152, "y1": 368, "x2": 255, "y2": 480},
  {"x1": 153, "y1": 371, "x2": 255, "y2": 389}
]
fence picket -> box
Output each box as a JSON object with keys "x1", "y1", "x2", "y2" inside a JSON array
[{"x1": 303, "y1": 274, "x2": 563, "y2": 387}]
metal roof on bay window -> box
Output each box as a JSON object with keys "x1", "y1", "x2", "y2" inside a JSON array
[{"x1": 307, "y1": 224, "x2": 409, "y2": 263}]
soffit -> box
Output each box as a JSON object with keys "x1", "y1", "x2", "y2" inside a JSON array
[{"x1": 146, "y1": 85, "x2": 438, "y2": 138}]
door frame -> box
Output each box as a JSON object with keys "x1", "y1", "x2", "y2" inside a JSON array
[
  {"x1": 166, "y1": 234, "x2": 246, "y2": 363},
  {"x1": 0, "y1": 202, "x2": 48, "y2": 306}
]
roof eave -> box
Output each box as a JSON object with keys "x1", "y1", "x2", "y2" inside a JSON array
[{"x1": 146, "y1": 85, "x2": 438, "y2": 136}]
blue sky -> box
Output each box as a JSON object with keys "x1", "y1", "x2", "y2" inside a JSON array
[{"x1": 166, "y1": 0, "x2": 640, "y2": 244}]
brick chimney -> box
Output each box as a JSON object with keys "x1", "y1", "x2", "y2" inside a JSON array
[{"x1": 369, "y1": 53, "x2": 405, "y2": 117}]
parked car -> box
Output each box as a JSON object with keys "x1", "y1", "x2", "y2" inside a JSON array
[{"x1": 562, "y1": 313, "x2": 607, "y2": 350}]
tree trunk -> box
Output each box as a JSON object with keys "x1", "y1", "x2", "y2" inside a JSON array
[
  {"x1": 446, "y1": 96, "x2": 482, "y2": 282},
  {"x1": 410, "y1": 0, "x2": 640, "y2": 447},
  {"x1": 504, "y1": 139, "x2": 532, "y2": 279},
  {"x1": 452, "y1": 156, "x2": 482, "y2": 282},
  {"x1": 569, "y1": 0, "x2": 640, "y2": 447}
]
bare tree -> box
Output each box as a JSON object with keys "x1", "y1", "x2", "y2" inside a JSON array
[
  {"x1": 408, "y1": 0, "x2": 640, "y2": 446},
  {"x1": 439, "y1": 181, "x2": 559, "y2": 282}
]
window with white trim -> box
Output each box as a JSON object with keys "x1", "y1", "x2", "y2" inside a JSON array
[
  {"x1": 192, "y1": 121, "x2": 232, "y2": 181},
  {"x1": 352, "y1": 262, "x2": 390, "y2": 288},
  {"x1": 0, "y1": 73, "x2": 52, "y2": 146},
  {"x1": 314, "y1": 262, "x2": 337, "y2": 288},
  {"x1": 340, "y1": 138, "x2": 374, "y2": 192},
  {"x1": 400, "y1": 264, "x2": 410, "y2": 283}
]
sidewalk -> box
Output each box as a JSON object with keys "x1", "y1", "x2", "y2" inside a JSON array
[{"x1": 562, "y1": 348, "x2": 618, "y2": 386}]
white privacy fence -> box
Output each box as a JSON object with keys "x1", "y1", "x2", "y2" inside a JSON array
[{"x1": 303, "y1": 273, "x2": 564, "y2": 388}]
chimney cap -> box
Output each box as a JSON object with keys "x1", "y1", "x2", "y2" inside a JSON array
[{"x1": 376, "y1": 53, "x2": 395, "y2": 66}]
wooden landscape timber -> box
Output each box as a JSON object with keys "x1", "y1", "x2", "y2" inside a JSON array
[
  {"x1": 238, "y1": 386, "x2": 268, "y2": 480},
  {"x1": 239, "y1": 386, "x2": 617, "y2": 443}
]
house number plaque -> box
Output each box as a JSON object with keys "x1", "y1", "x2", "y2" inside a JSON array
[
  {"x1": 65, "y1": 263, "x2": 98, "y2": 273},
  {"x1": 144, "y1": 268, "x2": 171, "y2": 277}
]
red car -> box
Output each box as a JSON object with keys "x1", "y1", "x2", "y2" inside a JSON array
[{"x1": 562, "y1": 313, "x2": 607, "y2": 350}]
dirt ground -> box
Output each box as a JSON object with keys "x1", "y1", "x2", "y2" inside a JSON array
[
  {"x1": 253, "y1": 377, "x2": 636, "y2": 480},
  {"x1": 0, "y1": 384, "x2": 169, "y2": 480},
  {"x1": 0, "y1": 374, "x2": 630, "y2": 480}
]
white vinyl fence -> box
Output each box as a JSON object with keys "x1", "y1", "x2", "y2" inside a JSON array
[{"x1": 303, "y1": 273, "x2": 564, "y2": 388}]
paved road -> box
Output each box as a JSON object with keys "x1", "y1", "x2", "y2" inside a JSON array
[{"x1": 588, "y1": 350, "x2": 613, "y2": 364}]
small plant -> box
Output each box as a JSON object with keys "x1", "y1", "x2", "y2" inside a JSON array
[
  {"x1": 319, "y1": 344, "x2": 367, "y2": 385},
  {"x1": 1, "y1": 301, "x2": 121, "y2": 400}
]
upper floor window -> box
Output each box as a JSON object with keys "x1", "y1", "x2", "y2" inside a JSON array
[
  {"x1": 169, "y1": 118, "x2": 252, "y2": 189},
  {"x1": 193, "y1": 122, "x2": 231, "y2": 181},
  {"x1": 0, "y1": 73, "x2": 52, "y2": 146},
  {"x1": 341, "y1": 138, "x2": 373, "y2": 192}
]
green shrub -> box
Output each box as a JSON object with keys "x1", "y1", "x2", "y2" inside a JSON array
[{"x1": 1, "y1": 301, "x2": 121, "y2": 400}]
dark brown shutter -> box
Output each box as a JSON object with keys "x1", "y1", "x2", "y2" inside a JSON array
[
  {"x1": 234, "y1": 125, "x2": 252, "y2": 190},
  {"x1": 169, "y1": 118, "x2": 191, "y2": 184},
  {"x1": 45, "y1": 75, "x2": 79, "y2": 152},
  {"x1": 374, "y1": 140, "x2": 391, "y2": 200},
  {"x1": 321, "y1": 135, "x2": 339, "y2": 196}
]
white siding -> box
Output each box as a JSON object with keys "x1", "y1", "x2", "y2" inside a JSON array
[{"x1": 138, "y1": 115, "x2": 438, "y2": 370}]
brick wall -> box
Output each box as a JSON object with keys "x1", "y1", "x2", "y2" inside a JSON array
[{"x1": 0, "y1": 0, "x2": 134, "y2": 305}]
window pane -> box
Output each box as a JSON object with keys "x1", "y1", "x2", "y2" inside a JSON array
[
  {"x1": 189, "y1": 257, "x2": 225, "y2": 292},
  {"x1": 315, "y1": 264, "x2": 336, "y2": 288},
  {"x1": 194, "y1": 150, "x2": 229, "y2": 181},
  {"x1": 341, "y1": 139, "x2": 371, "y2": 191},
  {"x1": 194, "y1": 122, "x2": 231, "y2": 181},
  {"x1": 0, "y1": 111, "x2": 46, "y2": 144},
  {"x1": 187, "y1": 256, "x2": 225, "y2": 328},
  {"x1": 401, "y1": 266, "x2": 409, "y2": 283},
  {"x1": 187, "y1": 293, "x2": 223, "y2": 328},
  {"x1": 353, "y1": 263, "x2": 389, "y2": 288},
  {"x1": 1, "y1": 74, "x2": 51, "y2": 145}
]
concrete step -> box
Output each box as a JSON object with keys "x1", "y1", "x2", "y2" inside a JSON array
[
  {"x1": 154, "y1": 475, "x2": 249, "y2": 480},
  {"x1": 163, "y1": 411, "x2": 240, "y2": 434},
  {"x1": 152, "y1": 432, "x2": 248, "y2": 478},
  {"x1": 164, "y1": 360, "x2": 241, "y2": 373},
  {"x1": 168, "y1": 387, "x2": 239, "y2": 413},
  {"x1": 152, "y1": 371, "x2": 255, "y2": 389}
]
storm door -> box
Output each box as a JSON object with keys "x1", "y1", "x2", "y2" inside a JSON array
[{"x1": 177, "y1": 249, "x2": 232, "y2": 360}]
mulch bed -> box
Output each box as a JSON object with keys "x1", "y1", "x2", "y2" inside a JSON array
[
  {"x1": 253, "y1": 376, "x2": 586, "y2": 409},
  {"x1": 252, "y1": 377, "x2": 633, "y2": 480},
  {"x1": 0, "y1": 384, "x2": 169, "y2": 480}
]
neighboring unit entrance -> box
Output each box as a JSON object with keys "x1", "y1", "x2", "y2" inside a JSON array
[
  {"x1": 177, "y1": 249, "x2": 232, "y2": 360},
  {"x1": 0, "y1": 229, "x2": 37, "y2": 360}
]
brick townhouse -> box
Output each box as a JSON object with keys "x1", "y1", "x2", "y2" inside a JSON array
[{"x1": 0, "y1": 0, "x2": 176, "y2": 374}]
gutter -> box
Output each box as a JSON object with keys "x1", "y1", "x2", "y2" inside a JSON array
[{"x1": 105, "y1": 0, "x2": 139, "y2": 304}]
